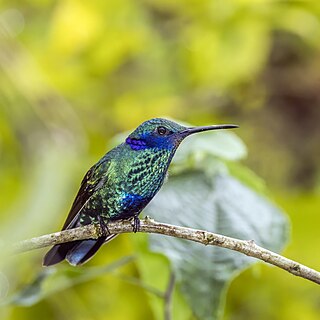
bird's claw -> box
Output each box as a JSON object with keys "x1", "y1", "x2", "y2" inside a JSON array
[
  {"x1": 132, "y1": 216, "x2": 140, "y2": 233},
  {"x1": 97, "y1": 215, "x2": 110, "y2": 237}
]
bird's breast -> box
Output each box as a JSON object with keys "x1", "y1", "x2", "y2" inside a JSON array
[
  {"x1": 92, "y1": 147, "x2": 173, "y2": 220},
  {"x1": 124, "y1": 148, "x2": 172, "y2": 198}
]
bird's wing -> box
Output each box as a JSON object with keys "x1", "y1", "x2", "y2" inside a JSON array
[{"x1": 62, "y1": 158, "x2": 111, "y2": 230}]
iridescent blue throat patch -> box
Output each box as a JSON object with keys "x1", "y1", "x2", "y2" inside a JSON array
[{"x1": 126, "y1": 137, "x2": 147, "y2": 150}]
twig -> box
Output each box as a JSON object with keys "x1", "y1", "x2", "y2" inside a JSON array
[
  {"x1": 10, "y1": 218, "x2": 320, "y2": 285},
  {"x1": 164, "y1": 272, "x2": 175, "y2": 320}
]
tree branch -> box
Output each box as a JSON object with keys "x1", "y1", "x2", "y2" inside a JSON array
[{"x1": 11, "y1": 218, "x2": 320, "y2": 285}]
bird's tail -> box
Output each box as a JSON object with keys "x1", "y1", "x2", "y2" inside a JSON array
[{"x1": 43, "y1": 234, "x2": 118, "y2": 266}]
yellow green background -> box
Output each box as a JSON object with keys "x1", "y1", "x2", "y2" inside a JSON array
[{"x1": 0, "y1": 1, "x2": 320, "y2": 319}]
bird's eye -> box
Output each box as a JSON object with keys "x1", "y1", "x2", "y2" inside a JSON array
[{"x1": 157, "y1": 126, "x2": 168, "y2": 136}]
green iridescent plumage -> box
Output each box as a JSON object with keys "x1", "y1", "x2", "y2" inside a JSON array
[
  {"x1": 78, "y1": 145, "x2": 173, "y2": 225},
  {"x1": 43, "y1": 118, "x2": 238, "y2": 266}
]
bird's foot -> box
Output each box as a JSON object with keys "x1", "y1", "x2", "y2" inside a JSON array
[
  {"x1": 97, "y1": 215, "x2": 110, "y2": 237},
  {"x1": 132, "y1": 216, "x2": 141, "y2": 233}
]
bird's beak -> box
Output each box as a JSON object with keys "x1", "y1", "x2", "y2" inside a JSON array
[{"x1": 179, "y1": 124, "x2": 239, "y2": 137}]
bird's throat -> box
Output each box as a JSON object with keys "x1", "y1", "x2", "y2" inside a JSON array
[{"x1": 126, "y1": 137, "x2": 147, "y2": 151}]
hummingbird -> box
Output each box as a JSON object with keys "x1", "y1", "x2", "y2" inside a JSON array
[{"x1": 43, "y1": 118, "x2": 238, "y2": 266}]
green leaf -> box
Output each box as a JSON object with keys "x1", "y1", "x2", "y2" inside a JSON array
[
  {"x1": 173, "y1": 130, "x2": 247, "y2": 164},
  {"x1": 226, "y1": 161, "x2": 268, "y2": 195},
  {"x1": 145, "y1": 171, "x2": 289, "y2": 320},
  {"x1": 170, "y1": 131, "x2": 247, "y2": 177}
]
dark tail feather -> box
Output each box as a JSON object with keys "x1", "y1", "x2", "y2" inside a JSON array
[
  {"x1": 43, "y1": 234, "x2": 118, "y2": 267},
  {"x1": 43, "y1": 241, "x2": 81, "y2": 266},
  {"x1": 65, "y1": 237, "x2": 106, "y2": 266},
  {"x1": 66, "y1": 234, "x2": 118, "y2": 266}
]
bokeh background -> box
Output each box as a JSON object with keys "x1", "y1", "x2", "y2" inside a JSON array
[{"x1": 0, "y1": 0, "x2": 320, "y2": 319}]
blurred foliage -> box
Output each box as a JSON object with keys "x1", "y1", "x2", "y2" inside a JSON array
[
  {"x1": 0, "y1": 0, "x2": 320, "y2": 319},
  {"x1": 1, "y1": 127, "x2": 290, "y2": 320},
  {"x1": 146, "y1": 172, "x2": 288, "y2": 319}
]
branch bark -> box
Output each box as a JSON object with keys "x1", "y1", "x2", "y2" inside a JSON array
[{"x1": 11, "y1": 218, "x2": 320, "y2": 285}]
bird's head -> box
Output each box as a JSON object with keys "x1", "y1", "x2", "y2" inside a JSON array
[{"x1": 126, "y1": 118, "x2": 238, "y2": 151}]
